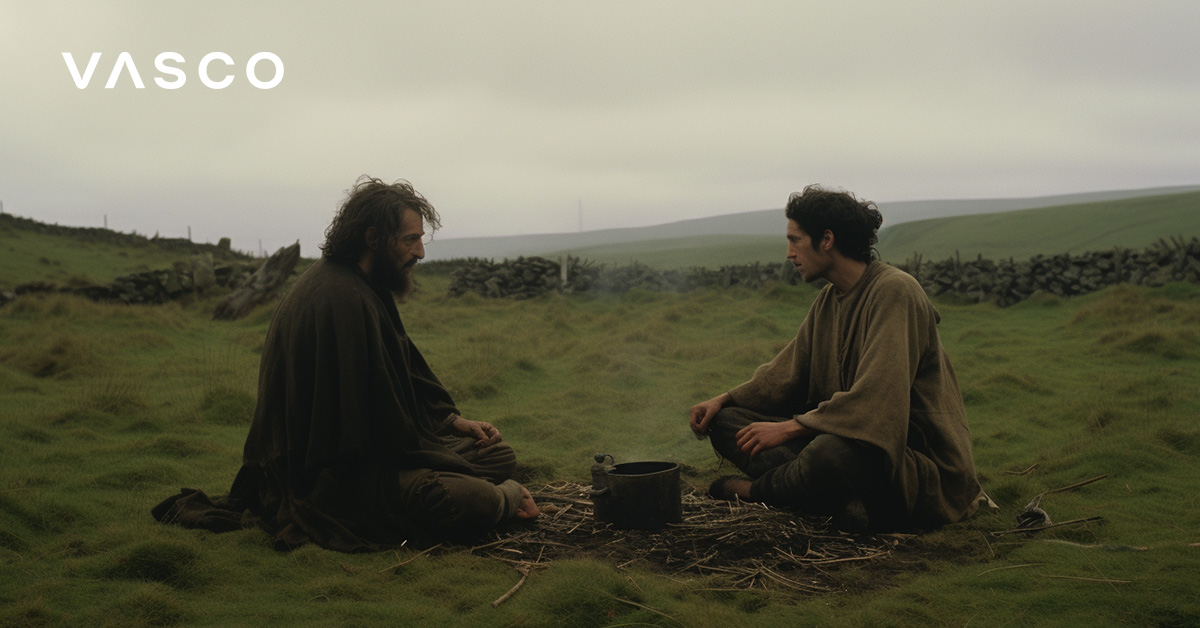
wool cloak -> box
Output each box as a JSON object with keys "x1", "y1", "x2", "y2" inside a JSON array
[
  {"x1": 728, "y1": 262, "x2": 982, "y2": 527},
  {"x1": 226, "y1": 259, "x2": 498, "y2": 551}
]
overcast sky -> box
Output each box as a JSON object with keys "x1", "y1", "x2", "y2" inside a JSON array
[{"x1": 3, "y1": 1, "x2": 1198, "y2": 257}]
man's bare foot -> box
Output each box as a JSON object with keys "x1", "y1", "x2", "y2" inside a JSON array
[
  {"x1": 707, "y1": 475, "x2": 753, "y2": 501},
  {"x1": 514, "y1": 486, "x2": 540, "y2": 519}
]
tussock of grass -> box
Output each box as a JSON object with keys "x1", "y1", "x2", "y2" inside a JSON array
[
  {"x1": 102, "y1": 540, "x2": 202, "y2": 589},
  {"x1": 105, "y1": 583, "x2": 189, "y2": 627},
  {"x1": 1070, "y1": 284, "x2": 1199, "y2": 327},
  {"x1": 15, "y1": 428, "x2": 54, "y2": 444},
  {"x1": 76, "y1": 377, "x2": 148, "y2": 414},
  {"x1": 197, "y1": 387, "x2": 255, "y2": 425},
  {"x1": 1, "y1": 598, "x2": 67, "y2": 628},
  {"x1": 0, "y1": 527, "x2": 30, "y2": 552},
  {"x1": 95, "y1": 461, "x2": 182, "y2": 490},
  {"x1": 0, "y1": 330, "x2": 95, "y2": 378},
  {"x1": 50, "y1": 408, "x2": 117, "y2": 428},
  {"x1": 0, "y1": 493, "x2": 91, "y2": 534},
  {"x1": 962, "y1": 369, "x2": 1049, "y2": 405},
  {"x1": 735, "y1": 314, "x2": 783, "y2": 336},
  {"x1": 143, "y1": 436, "x2": 212, "y2": 459},
  {"x1": 1157, "y1": 428, "x2": 1200, "y2": 456},
  {"x1": 1103, "y1": 327, "x2": 1199, "y2": 359},
  {"x1": 0, "y1": 363, "x2": 42, "y2": 393}
]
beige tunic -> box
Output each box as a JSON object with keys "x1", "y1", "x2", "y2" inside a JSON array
[{"x1": 729, "y1": 262, "x2": 982, "y2": 526}]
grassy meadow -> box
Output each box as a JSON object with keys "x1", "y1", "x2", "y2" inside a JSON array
[{"x1": 2, "y1": 217, "x2": 1200, "y2": 627}]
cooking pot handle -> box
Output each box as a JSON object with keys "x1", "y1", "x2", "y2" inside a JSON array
[{"x1": 589, "y1": 487, "x2": 611, "y2": 498}]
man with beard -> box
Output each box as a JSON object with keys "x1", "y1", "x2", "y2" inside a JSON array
[
  {"x1": 688, "y1": 185, "x2": 987, "y2": 531},
  {"x1": 158, "y1": 176, "x2": 539, "y2": 552}
]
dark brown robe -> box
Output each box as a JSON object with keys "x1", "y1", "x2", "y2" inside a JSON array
[
  {"x1": 728, "y1": 262, "x2": 983, "y2": 527},
  {"x1": 156, "y1": 259, "x2": 511, "y2": 552}
]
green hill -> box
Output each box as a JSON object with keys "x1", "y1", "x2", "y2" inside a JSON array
[
  {"x1": 875, "y1": 190, "x2": 1200, "y2": 263},
  {"x1": 0, "y1": 214, "x2": 252, "y2": 290},
  {"x1": 427, "y1": 186, "x2": 1200, "y2": 264},
  {"x1": 546, "y1": 190, "x2": 1200, "y2": 269}
]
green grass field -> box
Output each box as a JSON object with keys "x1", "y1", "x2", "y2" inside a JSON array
[
  {"x1": 2, "y1": 266, "x2": 1199, "y2": 627},
  {"x1": 3, "y1": 206, "x2": 1200, "y2": 627}
]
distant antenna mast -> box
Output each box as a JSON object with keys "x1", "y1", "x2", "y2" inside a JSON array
[{"x1": 578, "y1": 199, "x2": 583, "y2": 232}]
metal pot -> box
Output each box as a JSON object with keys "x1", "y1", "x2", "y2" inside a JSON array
[{"x1": 589, "y1": 454, "x2": 682, "y2": 530}]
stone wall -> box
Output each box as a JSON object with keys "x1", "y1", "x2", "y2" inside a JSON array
[
  {"x1": 447, "y1": 256, "x2": 801, "y2": 299},
  {"x1": 445, "y1": 237, "x2": 1200, "y2": 305},
  {"x1": 10, "y1": 254, "x2": 261, "y2": 305},
  {"x1": 896, "y1": 236, "x2": 1200, "y2": 306}
]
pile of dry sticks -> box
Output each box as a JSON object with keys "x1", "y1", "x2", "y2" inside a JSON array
[{"x1": 385, "y1": 481, "x2": 906, "y2": 599}]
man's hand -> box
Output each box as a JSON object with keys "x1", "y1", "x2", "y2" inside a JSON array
[
  {"x1": 450, "y1": 415, "x2": 502, "y2": 447},
  {"x1": 689, "y1": 392, "x2": 732, "y2": 437},
  {"x1": 514, "y1": 485, "x2": 540, "y2": 520},
  {"x1": 736, "y1": 420, "x2": 809, "y2": 459}
]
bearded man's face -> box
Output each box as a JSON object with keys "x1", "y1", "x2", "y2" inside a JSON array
[{"x1": 371, "y1": 209, "x2": 426, "y2": 297}]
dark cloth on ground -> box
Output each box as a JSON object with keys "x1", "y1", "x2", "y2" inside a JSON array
[
  {"x1": 720, "y1": 262, "x2": 984, "y2": 529},
  {"x1": 153, "y1": 259, "x2": 525, "y2": 551}
]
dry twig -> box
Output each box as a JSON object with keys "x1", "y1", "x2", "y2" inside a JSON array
[
  {"x1": 990, "y1": 516, "x2": 1105, "y2": 538},
  {"x1": 1042, "y1": 574, "x2": 1131, "y2": 584},
  {"x1": 491, "y1": 566, "x2": 531, "y2": 608},
  {"x1": 1004, "y1": 463, "x2": 1040, "y2": 476},
  {"x1": 376, "y1": 544, "x2": 442, "y2": 572},
  {"x1": 1044, "y1": 474, "x2": 1108, "y2": 495}
]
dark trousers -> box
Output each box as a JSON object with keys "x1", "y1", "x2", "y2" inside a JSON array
[
  {"x1": 708, "y1": 407, "x2": 887, "y2": 517},
  {"x1": 388, "y1": 436, "x2": 524, "y2": 544}
]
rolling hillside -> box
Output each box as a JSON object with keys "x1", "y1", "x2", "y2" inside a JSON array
[
  {"x1": 423, "y1": 186, "x2": 1200, "y2": 266},
  {"x1": 875, "y1": 190, "x2": 1200, "y2": 263},
  {"x1": 530, "y1": 189, "x2": 1200, "y2": 269},
  {"x1": 3, "y1": 186, "x2": 1198, "y2": 284}
]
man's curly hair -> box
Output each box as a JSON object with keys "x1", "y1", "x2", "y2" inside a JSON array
[
  {"x1": 785, "y1": 185, "x2": 883, "y2": 263},
  {"x1": 320, "y1": 176, "x2": 441, "y2": 265}
]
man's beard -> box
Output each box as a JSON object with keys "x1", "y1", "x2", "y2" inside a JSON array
[{"x1": 371, "y1": 248, "x2": 417, "y2": 299}]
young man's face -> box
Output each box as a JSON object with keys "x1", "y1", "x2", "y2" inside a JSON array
[{"x1": 786, "y1": 220, "x2": 832, "y2": 283}]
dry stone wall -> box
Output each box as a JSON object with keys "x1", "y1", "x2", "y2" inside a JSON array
[
  {"x1": 897, "y1": 236, "x2": 1200, "y2": 306},
  {"x1": 445, "y1": 237, "x2": 1200, "y2": 305},
  {"x1": 446, "y1": 256, "x2": 801, "y2": 299},
  {"x1": 11, "y1": 254, "x2": 262, "y2": 305}
]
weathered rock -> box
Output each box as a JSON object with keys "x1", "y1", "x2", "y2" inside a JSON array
[
  {"x1": 191, "y1": 254, "x2": 217, "y2": 292},
  {"x1": 212, "y1": 243, "x2": 301, "y2": 321}
]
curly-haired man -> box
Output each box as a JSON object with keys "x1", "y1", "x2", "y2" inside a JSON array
[{"x1": 690, "y1": 185, "x2": 988, "y2": 531}]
